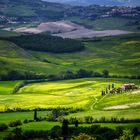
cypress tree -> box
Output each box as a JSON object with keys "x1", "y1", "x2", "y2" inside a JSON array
[
  {"x1": 75, "y1": 120, "x2": 79, "y2": 128},
  {"x1": 34, "y1": 109, "x2": 37, "y2": 121},
  {"x1": 62, "y1": 119, "x2": 69, "y2": 140}
]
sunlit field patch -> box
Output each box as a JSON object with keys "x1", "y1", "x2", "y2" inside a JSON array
[{"x1": 0, "y1": 78, "x2": 139, "y2": 114}]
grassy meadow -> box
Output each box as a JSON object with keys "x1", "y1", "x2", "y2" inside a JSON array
[
  {"x1": 0, "y1": 111, "x2": 139, "y2": 140},
  {"x1": 0, "y1": 78, "x2": 140, "y2": 139},
  {"x1": 0, "y1": 33, "x2": 140, "y2": 139},
  {"x1": 69, "y1": 17, "x2": 140, "y2": 31},
  {"x1": 30, "y1": 33, "x2": 140, "y2": 76},
  {"x1": 0, "y1": 30, "x2": 22, "y2": 38},
  {"x1": 0, "y1": 78, "x2": 140, "y2": 119},
  {"x1": 0, "y1": 1, "x2": 140, "y2": 139},
  {"x1": 0, "y1": 33, "x2": 140, "y2": 76}
]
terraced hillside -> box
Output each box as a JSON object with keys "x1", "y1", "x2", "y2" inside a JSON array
[{"x1": 0, "y1": 33, "x2": 140, "y2": 78}]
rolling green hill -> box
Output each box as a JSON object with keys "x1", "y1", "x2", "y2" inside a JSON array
[
  {"x1": 0, "y1": 33, "x2": 140, "y2": 79},
  {"x1": 0, "y1": 29, "x2": 22, "y2": 38},
  {"x1": 0, "y1": 39, "x2": 54, "y2": 78},
  {"x1": 68, "y1": 17, "x2": 140, "y2": 32},
  {"x1": 30, "y1": 33, "x2": 140, "y2": 76},
  {"x1": 1, "y1": 0, "x2": 140, "y2": 32},
  {"x1": 0, "y1": 0, "x2": 67, "y2": 20},
  {"x1": 0, "y1": 78, "x2": 140, "y2": 119},
  {"x1": 0, "y1": 1, "x2": 140, "y2": 139}
]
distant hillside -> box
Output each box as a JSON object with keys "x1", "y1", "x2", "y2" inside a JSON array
[
  {"x1": 0, "y1": 29, "x2": 22, "y2": 37},
  {"x1": 0, "y1": 0, "x2": 68, "y2": 21},
  {"x1": 43, "y1": 0, "x2": 140, "y2": 6},
  {"x1": 0, "y1": 33, "x2": 140, "y2": 80},
  {"x1": 1, "y1": 0, "x2": 140, "y2": 32},
  {"x1": 0, "y1": 39, "x2": 54, "y2": 80}
]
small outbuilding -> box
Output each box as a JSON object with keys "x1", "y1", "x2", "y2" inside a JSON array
[{"x1": 121, "y1": 83, "x2": 137, "y2": 90}]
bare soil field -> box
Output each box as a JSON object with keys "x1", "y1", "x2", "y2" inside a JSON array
[
  {"x1": 54, "y1": 29, "x2": 132, "y2": 38},
  {"x1": 128, "y1": 89, "x2": 140, "y2": 95},
  {"x1": 3, "y1": 20, "x2": 133, "y2": 38},
  {"x1": 104, "y1": 102, "x2": 140, "y2": 110},
  {"x1": 4, "y1": 21, "x2": 79, "y2": 34}
]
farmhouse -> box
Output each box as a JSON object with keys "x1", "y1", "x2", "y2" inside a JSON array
[{"x1": 121, "y1": 83, "x2": 137, "y2": 90}]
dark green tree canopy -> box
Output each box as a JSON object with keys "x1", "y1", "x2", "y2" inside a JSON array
[{"x1": 8, "y1": 34, "x2": 85, "y2": 53}]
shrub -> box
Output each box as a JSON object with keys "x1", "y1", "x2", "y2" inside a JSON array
[
  {"x1": 9, "y1": 120, "x2": 22, "y2": 127},
  {"x1": 28, "y1": 120, "x2": 34, "y2": 123},
  {"x1": 84, "y1": 116, "x2": 94, "y2": 123},
  {"x1": 23, "y1": 119, "x2": 28, "y2": 123},
  {"x1": 102, "y1": 69, "x2": 109, "y2": 78},
  {"x1": 23, "y1": 130, "x2": 48, "y2": 139},
  {"x1": 134, "y1": 136, "x2": 140, "y2": 140},
  {"x1": 74, "y1": 133, "x2": 96, "y2": 140},
  {"x1": 4, "y1": 128, "x2": 23, "y2": 140},
  {"x1": 0, "y1": 123, "x2": 8, "y2": 131},
  {"x1": 89, "y1": 125, "x2": 101, "y2": 134},
  {"x1": 50, "y1": 126, "x2": 61, "y2": 139},
  {"x1": 117, "y1": 129, "x2": 134, "y2": 140},
  {"x1": 12, "y1": 81, "x2": 27, "y2": 94}
]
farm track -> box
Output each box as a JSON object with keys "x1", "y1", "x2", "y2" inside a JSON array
[{"x1": 90, "y1": 94, "x2": 109, "y2": 110}]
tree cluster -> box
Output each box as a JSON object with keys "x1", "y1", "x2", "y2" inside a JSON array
[
  {"x1": 68, "y1": 116, "x2": 140, "y2": 124},
  {"x1": 101, "y1": 83, "x2": 115, "y2": 96},
  {"x1": 3, "y1": 125, "x2": 140, "y2": 140},
  {"x1": 48, "y1": 69, "x2": 107, "y2": 81},
  {"x1": 0, "y1": 70, "x2": 46, "y2": 81},
  {"x1": 8, "y1": 34, "x2": 85, "y2": 53}
]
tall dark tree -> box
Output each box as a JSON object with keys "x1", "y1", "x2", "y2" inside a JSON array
[
  {"x1": 102, "y1": 90, "x2": 105, "y2": 96},
  {"x1": 108, "y1": 84, "x2": 111, "y2": 90},
  {"x1": 112, "y1": 83, "x2": 115, "y2": 89},
  {"x1": 75, "y1": 120, "x2": 79, "y2": 128},
  {"x1": 34, "y1": 109, "x2": 38, "y2": 121},
  {"x1": 106, "y1": 88, "x2": 108, "y2": 94},
  {"x1": 62, "y1": 119, "x2": 69, "y2": 140}
]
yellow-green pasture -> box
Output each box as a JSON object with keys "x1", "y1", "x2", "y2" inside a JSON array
[{"x1": 0, "y1": 78, "x2": 140, "y2": 119}]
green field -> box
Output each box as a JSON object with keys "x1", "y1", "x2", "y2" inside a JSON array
[
  {"x1": 0, "y1": 110, "x2": 139, "y2": 140},
  {"x1": 0, "y1": 81, "x2": 19, "y2": 95},
  {"x1": 30, "y1": 34, "x2": 140, "y2": 76},
  {"x1": 0, "y1": 111, "x2": 139, "y2": 140},
  {"x1": 0, "y1": 78, "x2": 140, "y2": 139},
  {"x1": 69, "y1": 17, "x2": 140, "y2": 31},
  {"x1": 0, "y1": 33, "x2": 140, "y2": 139},
  {"x1": 0, "y1": 39, "x2": 53, "y2": 76},
  {"x1": 0, "y1": 1, "x2": 140, "y2": 139},
  {"x1": 0, "y1": 30, "x2": 22, "y2": 38},
  {"x1": 0, "y1": 33, "x2": 140, "y2": 77},
  {"x1": 0, "y1": 78, "x2": 140, "y2": 119}
]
